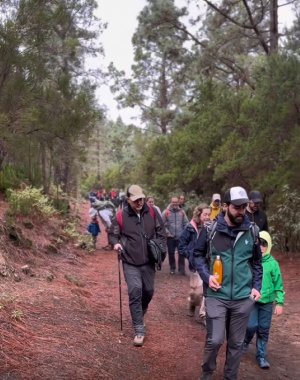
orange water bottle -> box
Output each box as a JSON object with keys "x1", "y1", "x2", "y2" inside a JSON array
[{"x1": 213, "y1": 255, "x2": 223, "y2": 285}]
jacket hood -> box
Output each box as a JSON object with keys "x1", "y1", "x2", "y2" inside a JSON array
[{"x1": 259, "y1": 230, "x2": 272, "y2": 255}]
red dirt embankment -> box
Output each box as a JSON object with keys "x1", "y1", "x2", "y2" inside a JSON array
[{"x1": 0, "y1": 200, "x2": 299, "y2": 379}]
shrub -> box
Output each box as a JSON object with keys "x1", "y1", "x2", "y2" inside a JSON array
[
  {"x1": 7, "y1": 187, "x2": 56, "y2": 217},
  {"x1": 268, "y1": 185, "x2": 300, "y2": 254},
  {"x1": 0, "y1": 165, "x2": 23, "y2": 192}
]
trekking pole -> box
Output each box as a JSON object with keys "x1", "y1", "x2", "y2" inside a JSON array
[{"x1": 117, "y1": 249, "x2": 123, "y2": 332}]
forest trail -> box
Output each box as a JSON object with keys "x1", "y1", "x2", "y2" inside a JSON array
[{"x1": 0, "y1": 201, "x2": 299, "y2": 380}]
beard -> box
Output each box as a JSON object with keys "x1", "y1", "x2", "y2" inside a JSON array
[{"x1": 227, "y1": 208, "x2": 245, "y2": 225}]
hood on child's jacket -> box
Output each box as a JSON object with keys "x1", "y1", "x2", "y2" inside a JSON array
[{"x1": 259, "y1": 230, "x2": 272, "y2": 255}]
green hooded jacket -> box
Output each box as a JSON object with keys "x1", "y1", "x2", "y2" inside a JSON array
[{"x1": 259, "y1": 231, "x2": 285, "y2": 305}]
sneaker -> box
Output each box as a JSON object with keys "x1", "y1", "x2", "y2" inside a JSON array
[
  {"x1": 133, "y1": 334, "x2": 144, "y2": 347},
  {"x1": 257, "y1": 357, "x2": 270, "y2": 369},
  {"x1": 170, "y1": 271, "x2": 175, "y2": 275}
]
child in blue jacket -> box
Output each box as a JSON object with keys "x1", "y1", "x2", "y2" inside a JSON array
[{"x1": 87, "y1": 215, "x2": 101, "y2": 249}]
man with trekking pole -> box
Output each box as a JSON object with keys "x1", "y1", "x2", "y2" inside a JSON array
[{"x1": 109, "y1": 185, "x2": 166, "y2": 347}]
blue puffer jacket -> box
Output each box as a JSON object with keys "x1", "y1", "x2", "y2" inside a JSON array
[
  {"x1": 88, "y1": 221, "x2": 101, "y2": 237},
  {"x1": 178, "y1": 221, "x2": 202, "y2": 271}
]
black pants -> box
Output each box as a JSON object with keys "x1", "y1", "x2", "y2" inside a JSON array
[{"x1": 167, "y1": 237, "x2": 185, "y2": 273}]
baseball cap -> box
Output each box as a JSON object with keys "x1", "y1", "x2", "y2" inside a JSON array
[
  {"x1": 224, "y1": 186, "x2": 249, "y2": 206},
  {"x1": 212, "y1": 193, "x2": 221, "y2": 201},
  {"x1": 127, "y1": 185, "x2": 145, "y2": 201},
  {"x1": 249, "y1": 190, "x2": 263, "y2": 203}
]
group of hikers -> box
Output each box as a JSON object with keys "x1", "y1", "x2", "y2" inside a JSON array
[{"x1": 87, "y1": 184, "x2": 284, "y2": 380}]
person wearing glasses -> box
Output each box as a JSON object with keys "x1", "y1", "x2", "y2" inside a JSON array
[
  {"x1": 110, "y1": 185, "x2": 166, "y2": 347},
  {"x1": 246, "y1": 190, "x2": 269, "y2": 231},
  {"x1": 193, "y1": 186, "x2": 263, "y2": 380},
  {"x1": 242, "y1": 230, "x2": 284, "y2": 369}
]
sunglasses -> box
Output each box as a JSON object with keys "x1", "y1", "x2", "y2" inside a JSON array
[{"x1": 260, "y1": 239, "x2": 268, "y2": 247}]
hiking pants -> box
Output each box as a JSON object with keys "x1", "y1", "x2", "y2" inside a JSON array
[
  {"x1": 244, "y1": 302, "x2": 273, "y2": 359},
  {"x1": 122, "y1": 262, "x2": 155, "y2": 336},
  {"x1": 167, "y1": 237, "x2": 185, "y2": 273},
  {"x1": 201, "y1": 297, "x2": 254, "y2": 380}
]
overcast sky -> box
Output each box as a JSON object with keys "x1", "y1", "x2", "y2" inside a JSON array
[{"x1": 90, "y1": 0, "x2": 296, "y2": 124}]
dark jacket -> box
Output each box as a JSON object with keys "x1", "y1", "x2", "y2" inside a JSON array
[
  {"x1": 178, "y1": 220, "x2": 202, "y2": 271},
  {"x1": 88, "y1": 221, "x2": 101, "y2": 237},
  {"x1": 109, "y1": 203, "x2": 167, "y2": 266},
  {"x1": 245, "y1": 208, "x2": 268, "y2": 231},
  {"x1": 193, "y1": 213, "x2": 262, "y2": 300}
]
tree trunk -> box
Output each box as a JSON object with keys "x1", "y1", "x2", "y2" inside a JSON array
[{"x1": 270, "y1": 0, "x2": 278, "y2": 54}]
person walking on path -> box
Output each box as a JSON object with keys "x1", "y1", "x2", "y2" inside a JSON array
[
  {"x1": 109, "y1": 185, "x2": 166, "y2": 347},
  {"x1": 193, "y1": 186, "x2": 263, "y2": 380},
  {"x1": 246, "y1": 190, "x2": 269, "y2": 231},
  {"x1": 209, "y1": 193, "x2": 222, "y2": 221},
  {"x1": 178, "y1": 204, "x2": 211, "y2": 325},
  {"x1": 243, "y1": 230, "x2": 284, "y2": 369},
  {"x1": 162, "y1": 196, "x2": 189, "y2": 275},
  {"x1": 87, "y1": 213, "x2": 101, "y2": 249}
]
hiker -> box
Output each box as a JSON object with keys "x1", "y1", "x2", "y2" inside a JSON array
[
  {"x1": 209, "y1": 193, "x2": 222, "y2": 221},
  {"x1": 162, "y1": 196, "x2": 189, "y2": 275},
  {"x1": 146, "y1": 196, "x2": 162, "y2": 216},
  {"x1": 87, "y1": 212, "x2": 101, "y2": 249},
  {"x1": 178, "y1": 204, "x2": 211, "y2": 325},
  {"x1": 243, "y1": 230, "x2": 284, "y2": 369},
  {"x1": 110, "y1": 185, "x2": 166, "y2": 347},
  {"x1": 90, "y1": 198, "x2": 116, "y2": 250},
  {"x1": 246, "y1": 190, "x2": 269, "y2": 231},
  {"x1": 193, "y1": 186, "x2": 263, "y2": 380},
  {"x1": 178, "y1": 194, "x2": 191, "y2": 217}
]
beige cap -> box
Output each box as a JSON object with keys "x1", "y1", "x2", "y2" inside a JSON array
[{"x1": 127, "y1": 185, "x2": 146, "y2": 201}]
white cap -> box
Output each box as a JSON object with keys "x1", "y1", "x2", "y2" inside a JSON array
[{"x1": 212, "y1": 193, "x2": 221, "y2": 201}]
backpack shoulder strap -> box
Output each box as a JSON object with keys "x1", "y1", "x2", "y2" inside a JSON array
[
  {"x1": 206, "y1": 220, "x2": 218, "y2": 262},
  {"x1": 116, "y1": 210, "x2": 123, "y2": 230},
  {"x1": 250, "y1": 222, "x2": 260, "y2": 244},
  {"x1": 148, "y1": 206, "x2": 156, "y2": 220}
]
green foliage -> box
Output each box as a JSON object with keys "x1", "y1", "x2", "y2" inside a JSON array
[
  {"x1": 64, "y1": 222, "x2": 95, "y2": 252},
  {"x1": 7, "y1": 187, "x2": 55, "y2": 217},
  {"x1": 268, "y1": 185, "x2": 300, "y2": 254},
  {"x1": 80, "y1": 174, "x2": 100, "y2": 197},
  {"x1": 0, "y1": 165, "x2": 24, "y2": 192}
]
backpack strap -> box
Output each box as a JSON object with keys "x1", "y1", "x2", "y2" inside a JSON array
[
  {"x1": 250, "y1": 222, "x2": 260, "y2": 244},
  {"x1": 116, "y1": 206, "x2": 156, "y2": 232},
  {"x1": 206, "y1": 220, "x2": 217, "y2": 262},
  {"x1": 116, "y1": 210, "x2": 123, "y2": 230}
]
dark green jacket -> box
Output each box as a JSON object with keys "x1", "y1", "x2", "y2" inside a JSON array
[{"x1": 194, "y1": 213, "x2": 262, "y2": 300}]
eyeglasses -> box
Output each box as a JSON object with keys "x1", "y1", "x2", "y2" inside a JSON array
[{"x1": 231, "y1": 204, "x2": 247, "y2": 211}]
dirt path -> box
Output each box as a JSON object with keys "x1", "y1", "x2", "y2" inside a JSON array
[{"x1": 0, "y1": 202, "x2": 299, "y2": 379}]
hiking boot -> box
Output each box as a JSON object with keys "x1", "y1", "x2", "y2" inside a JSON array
[
  {"x1": 257, "y1": 357, "x2": 270, "y2": 369},
  {"x1": 133, "y1": 334, "x2": 145, "y2": 347}
]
